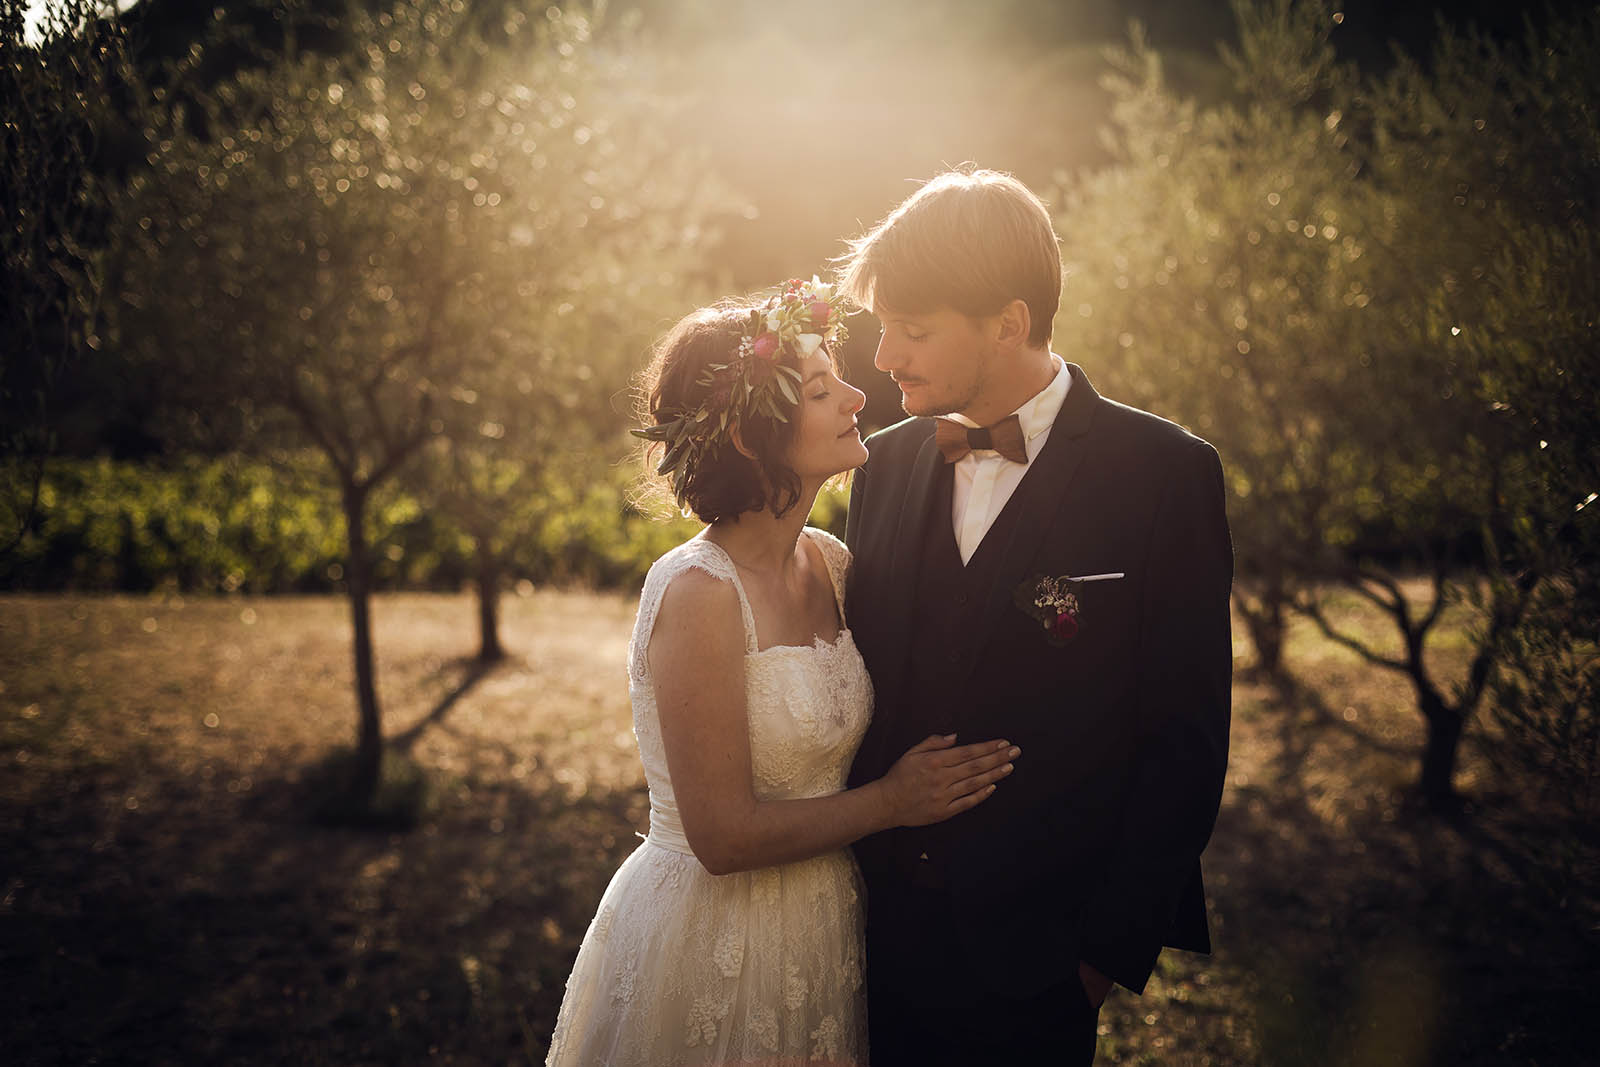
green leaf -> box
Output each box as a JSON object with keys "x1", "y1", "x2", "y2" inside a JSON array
[{"x1": 658, "y1": 437, "x2": 688, "y2": 475}]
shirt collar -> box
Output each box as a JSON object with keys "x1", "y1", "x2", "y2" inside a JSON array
[{"x1": 1015, "y1": 354, "x2": 1071, "y2": 441}]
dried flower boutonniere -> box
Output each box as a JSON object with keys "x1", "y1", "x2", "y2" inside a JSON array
[{"x1": 1014, "y1": 574, "x2": 1081, "y2": 646}]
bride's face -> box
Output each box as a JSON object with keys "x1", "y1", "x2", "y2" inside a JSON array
[{"x1": 782, "y1": 348, "x2": 868, "y2": 482}]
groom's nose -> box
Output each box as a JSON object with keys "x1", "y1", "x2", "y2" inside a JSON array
[{"x1": 873, "y1": 334, "x2": 900, "y2": 374}]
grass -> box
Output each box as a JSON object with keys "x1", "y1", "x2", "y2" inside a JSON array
[{"x1": 1, "y1": 587, "x2": 1595, "y2": 1065}]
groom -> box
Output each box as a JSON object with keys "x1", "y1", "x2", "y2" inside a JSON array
[{"x1": 841, "y1": 168, "x2": 1233, "y2": 1065}]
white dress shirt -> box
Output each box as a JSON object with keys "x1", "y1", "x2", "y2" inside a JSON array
[{"x1": 948, "y1": 354, "x2": 1071, "y2": 564}]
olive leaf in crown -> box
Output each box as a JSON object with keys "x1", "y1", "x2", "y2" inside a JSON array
[{"x1": 633, "y1": 277, "x2": 850, "y2": 508}]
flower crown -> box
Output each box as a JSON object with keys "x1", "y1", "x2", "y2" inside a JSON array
[{"x1": 636, "y1": 277, "x2": 852, "y2": 507}]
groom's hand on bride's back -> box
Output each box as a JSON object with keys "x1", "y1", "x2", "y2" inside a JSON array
[{"x1": 876, "y1": 734, "x2": 1020, "y2": 827}]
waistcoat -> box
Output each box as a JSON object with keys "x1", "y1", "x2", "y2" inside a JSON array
[{"x1": 894, "y1": 462, "x2": 1031, "y2": 874}]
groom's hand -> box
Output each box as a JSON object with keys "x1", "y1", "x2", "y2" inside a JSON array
[{"x1": 1078, "y1": 961, "x2": 1112, "y2": 1009}]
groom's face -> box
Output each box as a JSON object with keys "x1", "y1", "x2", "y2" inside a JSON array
[{"x1": 871, "y1": 306, "x2": 996, "y2": 418}]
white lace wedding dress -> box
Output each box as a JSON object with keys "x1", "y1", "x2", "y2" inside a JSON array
[{"x1": 545, "y1": 528, "x2": 872, "y2": 1067}]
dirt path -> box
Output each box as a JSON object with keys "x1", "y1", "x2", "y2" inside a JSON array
[{"x1": 2, "y1": 591, "x2": 1593, "y2": 1064}]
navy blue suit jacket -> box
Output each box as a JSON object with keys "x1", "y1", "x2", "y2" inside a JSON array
[{"x1": 844, "y1": 364, "x2": 1233, "y2": 996}]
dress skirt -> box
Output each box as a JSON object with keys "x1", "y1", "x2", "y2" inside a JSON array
[{"x1": 546, "y1": 837, "x2": 868, "y2": 1067}]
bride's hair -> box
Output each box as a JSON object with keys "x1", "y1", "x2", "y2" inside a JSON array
[{"x1": 634, "y1": 301, "x2": 804, "y2": 524}]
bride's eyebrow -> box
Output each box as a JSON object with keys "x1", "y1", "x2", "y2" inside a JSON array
[{"x1": 803, "y1": 368, "x2": 831, "y2": 386}]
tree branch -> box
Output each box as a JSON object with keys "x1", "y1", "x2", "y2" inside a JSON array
[
  {"x1": 366, "y1": 422, "x2": 430, "y2": 488},
  {"x1": 1295, "y1": 592, "x2": 1412, "y2": 672},
  {"x1": 284, "y1": 378, "x2": 353, "y2": 481}
]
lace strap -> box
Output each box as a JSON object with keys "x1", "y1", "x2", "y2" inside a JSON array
[
  {"x1": 696, "y1": 541, "x2": 760, "y2": 653},
  {"x1": 804, "y1": 526, "x2": 852, "y2": 627},
  {"x1": 630, "y1": 539, "x2": 759, "y2": 680}
]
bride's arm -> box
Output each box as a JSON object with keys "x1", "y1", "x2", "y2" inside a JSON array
[{"x1": 648, "y1": 568, "x2": 1016, "y2": 876}]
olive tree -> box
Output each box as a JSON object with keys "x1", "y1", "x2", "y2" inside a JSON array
[
  {"x1": 1053, "y1": 0, "x2": 1600, "y2": 805},
  {"x1": 1, "y1": 1, "x2": 139, "y2": 563},
  {"x1": 1349, "y1": 8, "x2": 1600, "y2": 807},
  {"x1": 111, "y1": 0, "x2": 718, "y2": 802}
]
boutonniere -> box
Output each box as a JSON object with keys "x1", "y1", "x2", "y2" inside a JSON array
[{"x1": 1014, "y1": 574, "x2": 1082, "y2": 646}]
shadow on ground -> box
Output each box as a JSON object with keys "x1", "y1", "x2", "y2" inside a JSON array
[
  {"x1": 2, "y1": 593, "x2": 1596, "y2": 1065},
  {"x1": 1113, "y1": 670, "x2": 1600, "y2": 1066},
  {"x1": 1, "y1": 737, "x2": 644, "y2": 1064}
]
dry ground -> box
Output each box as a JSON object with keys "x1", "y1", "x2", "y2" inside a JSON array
[{"x1": 1, "y1": 588, "x2": 1594, "y2": 1065}]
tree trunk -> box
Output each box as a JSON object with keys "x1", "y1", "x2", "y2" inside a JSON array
[
  {"x1": 474, "y1": 539, "x2": 504, "y2": 663},
  {"x1": 1236, "y1": 580, "x2": 1287, "y2": 676},
  {"x1": 1417, "y1": 688, "x2": 1464, "y2": 809},
  {"x1": 342, "y1": 482, "x2": 383, "y2": 802}
]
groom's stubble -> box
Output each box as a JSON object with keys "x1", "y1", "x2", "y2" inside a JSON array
[{"x1": 900, "y1": 334, "x2": 999, "y2": 420}]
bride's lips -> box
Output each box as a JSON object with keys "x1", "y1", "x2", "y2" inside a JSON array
[{"x1": 838, "y1": 423, "x2": 860, "y2": 439}]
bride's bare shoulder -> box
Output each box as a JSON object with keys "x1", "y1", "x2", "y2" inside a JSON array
[{"x1": 649, "y1": 556, "x2": 743, "y2": 646}]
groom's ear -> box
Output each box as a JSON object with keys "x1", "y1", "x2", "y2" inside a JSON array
[{"x1": 993, "y1": 299, "x2": 1031, "y2": 352}]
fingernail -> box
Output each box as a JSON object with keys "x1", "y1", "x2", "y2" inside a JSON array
[
  {"x1": 1008, "y1": 746, "x2": 1021, "y2": 758},
  {"x1": 986, "y1": 784, "x2": 997, "y2": 793},
  {"x1": 1003, "y1": 763, "x2": 1014, "y2": 774},
  {"x1": 945, "y1": 733, "x2": 958, "y2": 741},
  {"x1": 995, "y1": 740, "x2": 1009, "y2": 751}
]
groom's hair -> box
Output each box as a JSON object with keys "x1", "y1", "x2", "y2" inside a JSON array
[{"x1": 838, "y1": 166, "x2": 1061, "y2": 346}]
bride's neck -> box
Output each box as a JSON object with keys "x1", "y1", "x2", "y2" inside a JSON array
[{"x1": 705, "y1": 481, "x2": 822, "y2": 577}]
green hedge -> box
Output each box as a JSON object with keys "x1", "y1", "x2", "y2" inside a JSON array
[
  {"x1": 1, "y1": 456, "x2": 851, "y2": 594},
  {"x1": 5, "y1": 456, "x2": 346, "y2": 593}
]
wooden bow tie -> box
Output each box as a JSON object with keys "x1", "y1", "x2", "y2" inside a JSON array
[{"x1": 934, "y1": 414, "x2": 1028, "y2": 464}]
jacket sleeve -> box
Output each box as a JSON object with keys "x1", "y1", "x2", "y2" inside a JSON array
[
  {"x1": 845, "y1": 444, "x2": 870, "y2": 553},
  {"x1": 1077, "y1": 437, "x2": 1233, "y2": 993}
]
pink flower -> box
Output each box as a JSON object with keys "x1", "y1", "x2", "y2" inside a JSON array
[
  {"x1": 749, "y1": 333, "x2": 779, "y2": 361},
  {"x1": 1050, "y1": 610, "x2": 1079, "y2": 643},
  {"x1": 807, "y1": 300, "x2": 832, "y2": 329}
]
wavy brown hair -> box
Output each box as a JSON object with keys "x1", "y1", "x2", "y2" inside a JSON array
[{"x1": 635, "y1": 302, "x2": 805, "y2": 525}]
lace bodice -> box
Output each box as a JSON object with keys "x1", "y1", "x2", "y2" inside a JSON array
[{"x1": 627, "y1": 527, "x2": 874, "y2": 854}]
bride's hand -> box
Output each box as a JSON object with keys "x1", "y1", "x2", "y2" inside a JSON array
[{"x1": 879, "y1": 734, "x2": 1019, "y2": 827}]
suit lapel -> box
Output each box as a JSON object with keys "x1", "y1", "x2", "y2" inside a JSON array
[
  {"x1": 881, "y1": 428, "x2": 947, "y2": 699},
  {"x1": 969, "y1": 364, "x2": 1102, "y2": 660}
]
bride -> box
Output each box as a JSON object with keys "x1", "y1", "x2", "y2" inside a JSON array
[{"x1": 545, "y1": 279, "x2": 1021, "y2": 1066}]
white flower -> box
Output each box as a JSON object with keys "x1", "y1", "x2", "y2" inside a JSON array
[
  {"x1": 767, "y1": 310, "x2": 782, "y2": 332},
  {"x1": 795, "y1": 333, "x2": 824, "y2": 357},
  {"x1": 684, "y1": 993, "x2": 728, "y2": 1047},
  {"x1": 783, "y1": 961, "x2": 807, "y2": 1010},
  {"x1": 749, "y1": 1006, "x2": 780, "y2": 1052},
  {"x1": 810, "y1": 1015, "x2": 842, "y2": 1060},
  {"x1": 610, "y1": 955, "x2": 637, "y2": 1003},
  {"x1": 752, "y1": 867, "x2": 780, "y2": 905},
  {"x1": 712, "y1": 929, "x2": 744, "y2": 978}
]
